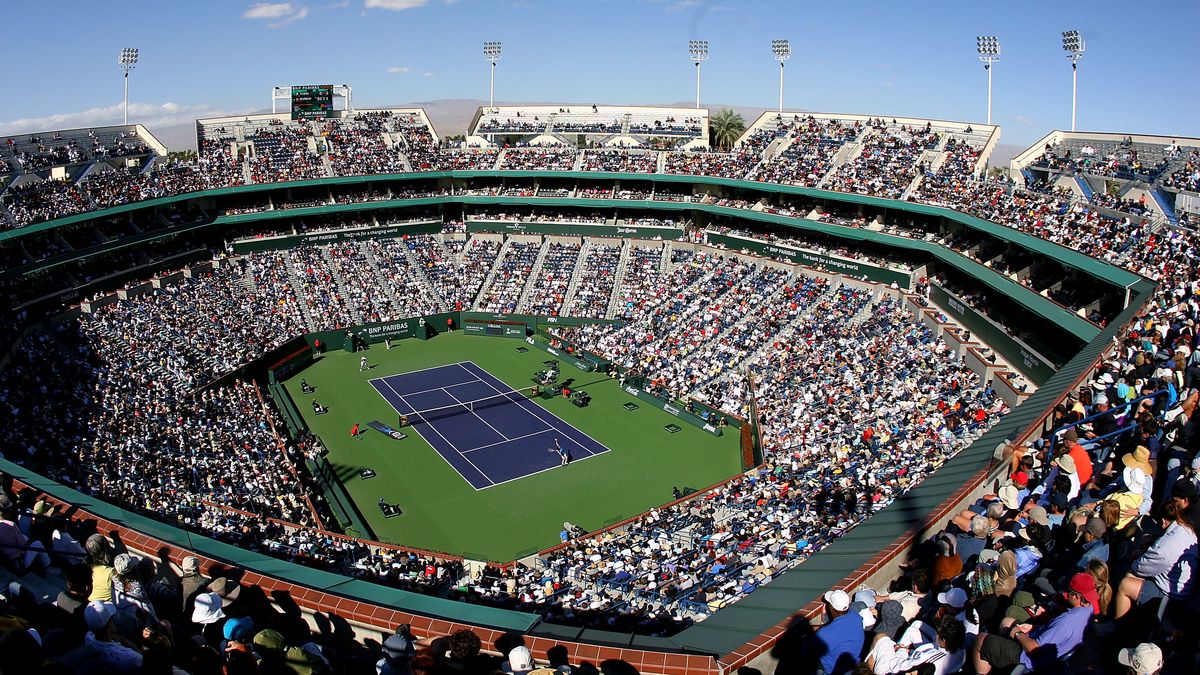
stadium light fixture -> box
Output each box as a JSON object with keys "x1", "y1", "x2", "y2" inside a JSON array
[
  {"x1": 688, "y1": 40, "x2": 709, "y2": 109},
  {"x1": 976, "y1": 36, "x2": 999, "y2": 125},
  {"x1": 1062, "y1": 30, "x2": 1085, "y2": 131},
  {"x1": 771, "y1": 39, "x2": 791, "y2": 113},
  {"x1": 118, "y1": 47, "x2": 139, "y2": 125},
  {"x1": 483, "y1": 41, "x2": 503, "y2": 108}
]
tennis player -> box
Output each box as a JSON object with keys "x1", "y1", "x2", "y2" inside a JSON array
[
  {"x1": 359, "y1": 356, "x2": 368, "y2": 371},
  {"x1": 555, "y1": 439, "x2": 571, "y2": 466}
]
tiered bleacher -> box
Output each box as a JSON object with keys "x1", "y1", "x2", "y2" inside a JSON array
[
  {"x1": 472, "y1": 105, "x2": 708, "y2": 149},
  {"x1": 521, "y1": 241, "x2": 581, "y2": 315},
  {"x1": 825, "y1": 120, "x2": 941, "y2": 199},
  {"x1": 566, "y1": 242, "x2": 621, "y2": 318},
  {"x1": 755, "y1": 115, "x2": 862, "y2": 186},
  {"x1": 3, "y1": 106, "x2": 1200, "y2": 674}
]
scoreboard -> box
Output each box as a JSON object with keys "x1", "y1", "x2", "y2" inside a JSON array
[{"x1": 290, "y1": 85, "x2": 334, "y2": 120}]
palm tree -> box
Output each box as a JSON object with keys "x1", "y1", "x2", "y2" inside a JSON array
[{"x1": 709, "y1": 109, "x2": 746, "y2": 150}]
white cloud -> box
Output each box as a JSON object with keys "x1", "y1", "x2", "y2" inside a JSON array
[
  {"x1": 422, "y1": 71, "x2": 436, "y2": 78},
  {"x1": 0, "y1": 102, "x2": 252, "y2": 137},
  {"x1": 243, "y1": 3, "x2": 309, "y2": 27},
  {"x1": 243, "y1": 2, "x2": 295, "y2": 18},
  {"x1": 364, "y1": 0, "x2": 428, "y2": 10},
  {"x1": 387, "y1": 66, "x2": 411, "y2": 74},
  {"x1": 1013, "y1": 114, "x2": 1035, "y2": 126}
]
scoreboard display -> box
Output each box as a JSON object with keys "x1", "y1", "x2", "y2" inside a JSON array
[{"x1": 290, "y1": 85, "x2": 334, "y2": 120}]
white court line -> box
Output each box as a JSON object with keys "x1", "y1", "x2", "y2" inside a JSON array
[
  {"x1": 399, "y1": 378, "x2": 484, "y2": 399},
  {"x1": 377, "y1": 377, "x2": 495, "y2": 488},
  {"x1": 461, "y1": 428, "x2": 556, "y2": 454},
  {"x1": 366, "y1": 362, "x2": 469, "y2": 386},
  {"x1": 442, "y1": 386, "x2": 510, "y2": 441},
  {"x1": 478, "y1": 447, "x2": 608, "y2": 490},
  {"x1": 456, "y1": 361, "x2": 611, "y2": 459}
]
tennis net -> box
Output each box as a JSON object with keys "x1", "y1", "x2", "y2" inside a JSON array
[{"x1": 400, "y1": 386, "x2": 537, "y2": 424}]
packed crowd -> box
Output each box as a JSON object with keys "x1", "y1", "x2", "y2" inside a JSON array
[
  {"x1": 543, "y1": 266, "x2": 1005, "y2": 623},
  {"x1": 499, "y1": 148, "x2": 578, "y2": 171},
  {"x1": 323, "y1": 112, "x2": 408, "y2": 177},
  {"x1": 5, "y1": 113, "x2": 1200, "y2": 663},
  {"x1": 476, "y1": 241, "x2": 540, "y2": 313},
  {"x1": 0, "y1": 229, "x2": 1012, "y2": 629},
  {"x1": 325, "y1": 242, "x2": 400, "y2": 324},
  {"x1": 0, "y1": 503, "x2": 631, "y2": 675},
  {"x1": 1033, "y1": 138, "x2": 1172, "y2": 182},
  {"x1": 826, "y1": 125, "x2": 940, "y2": 199},
  {"x1": 784, "y1": 333, "x2": 1200, "y2": 674},
  {"x1": 612, "y1": 244, "x2": 672, "y2": 321},
  {"x1": 1164, "y1": 151, "x2": 1200, "y2": 193},
  {"x1": 1, "y1": 179, "x2": 92, "y2": 226},
  {"x1": 579, "y1": 150, "x2": 658, "y2": 173},
  {"x1": 248, "y1": 124, "x2": 326, "y2": 184},
  {"x1": 756, "y1": 117, "x2": 861, "y2": 187},
  {"x1": 566, "y1": 243, "x2": 621, "y2": 318},
  {"x1": 367, "y1": 238, "x2": 449, "y2": 316},
  {"x1": 521, "y1": 242, "x2": 581, "y2": 316},
  {"x1": 663, "y1": 147, "x2": 761, "y2": 179}
]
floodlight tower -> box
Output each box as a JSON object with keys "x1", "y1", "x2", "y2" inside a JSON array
[
  {"x1": 1062, "y1": 30, "x2": 1085, "y2": 131},
  {"x1": 771, "y1": 39, "x2": 791, "y2": 113},
  {"x1": 976, "y1": 36, "x2": 999, "y2": 125},
  {"x1": 688, "y1": 40, "x2": 709, "y2": 109},
  {"x1": 483, "y1": 41, "x2": 503, "y2": 108},
  {"x1": 118, "y1": 47, "x2": 139, "y2": 125}
]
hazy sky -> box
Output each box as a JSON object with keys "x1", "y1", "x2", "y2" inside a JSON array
[{"x1": 2, "y1": 0, "x2": 1197, "y2": 148}]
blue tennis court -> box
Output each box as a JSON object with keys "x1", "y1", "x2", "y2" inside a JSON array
[{"x1": 368, "y1": 361, "x2": 610, "y2": 489}]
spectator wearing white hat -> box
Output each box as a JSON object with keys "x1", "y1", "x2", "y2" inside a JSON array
[
  {"x1": 67, "y1": 600, "x2": 143, "y2": 672},
  {"x1": 1117, "y1": 642, "x2": 1163, "y2": 674},
  {"x1": 504, "y1": 645, "x2": 535, "y2": 675},
  {"x1": 177, "y1": 555, "x2": 207, "y2": 614},
  {"x1": 806, "y1": 589, "x2": 864, "y2": 675}
]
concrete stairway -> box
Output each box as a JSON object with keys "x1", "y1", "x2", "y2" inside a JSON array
[
  {"x1": 516, "y1": 238, "x2": 553, "y2": 312},
  {"x1": 604, "y1": 240, "x2": 633, "y2": 319},
  {"x1": 320, "y1": 246, "x2": 366, "y2": 324},
  {"x1": 559, "y1": 241, "x2": 594, "y2": 312},
  {"x1": 359, "y1": 241, "x2": 407, "y2": 313},
  {"x1": 471, "y1": 237, "x2": 514, "y2": 310}
]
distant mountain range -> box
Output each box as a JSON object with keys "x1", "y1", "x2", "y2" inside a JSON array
[{"x1": 149, "y1": 98, "x2": 1024, "y2": 167}]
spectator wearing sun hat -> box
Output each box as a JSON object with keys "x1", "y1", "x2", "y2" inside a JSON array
[
  {"x1": 503, "y1": 645, "x2": 535, "y2": 675},
  {"x1": 190, "y1": 590, "x2": 226, "y2": 647},
  {"x1": 177, "y1": 555, "x2": 207, "y2": 614},
  {"x1": 970, "y1": 572, "x2": 1094, "y2": 673},
  {"x1": 1117, "y1": 642, "x2": 1163, "y2": 675},
  {"x1": 1025, "y1": 505, "x2": 1051, "y2": 529},
  {"x1": 807, "y1": 589, "x2": 864, "y2": 675},
  {"x1": 208, "y1": 576, "x2": 242, "y2": 609},
  {"x1": 378, "y1": 625, "x2": 417, "y2": 675},
  {"x1": 1107, "y1": 466, "x2": 1149, "y2": 530},
  {"x1": 1075, "y1": 517, "x2": 1110, "y2": 569},
  {"x1": 1009, "y1": 523, "x2": 1047, "y2": 579},
  {"x1": 222, "y1": 615, "x2": 256, "y2": 662},
  {"x1": 934, "y1": 586, "x2": 976, "y2": 638},
  {"x1": 1053, "y1": 454, "x2": 1082, "y2": 501},
  {"x1": 71, "y1": 600, "x2": 143, "y2": 671},
  {"x1": 1122, "y1": 445, "x2": 1154, "y2": 478},
  {"x1": 252, "y1": 628, "x2": 293, "y2": 672},
  {"x1": 1114, "y1": 484, "x2": 1198, "y2": 619}
]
